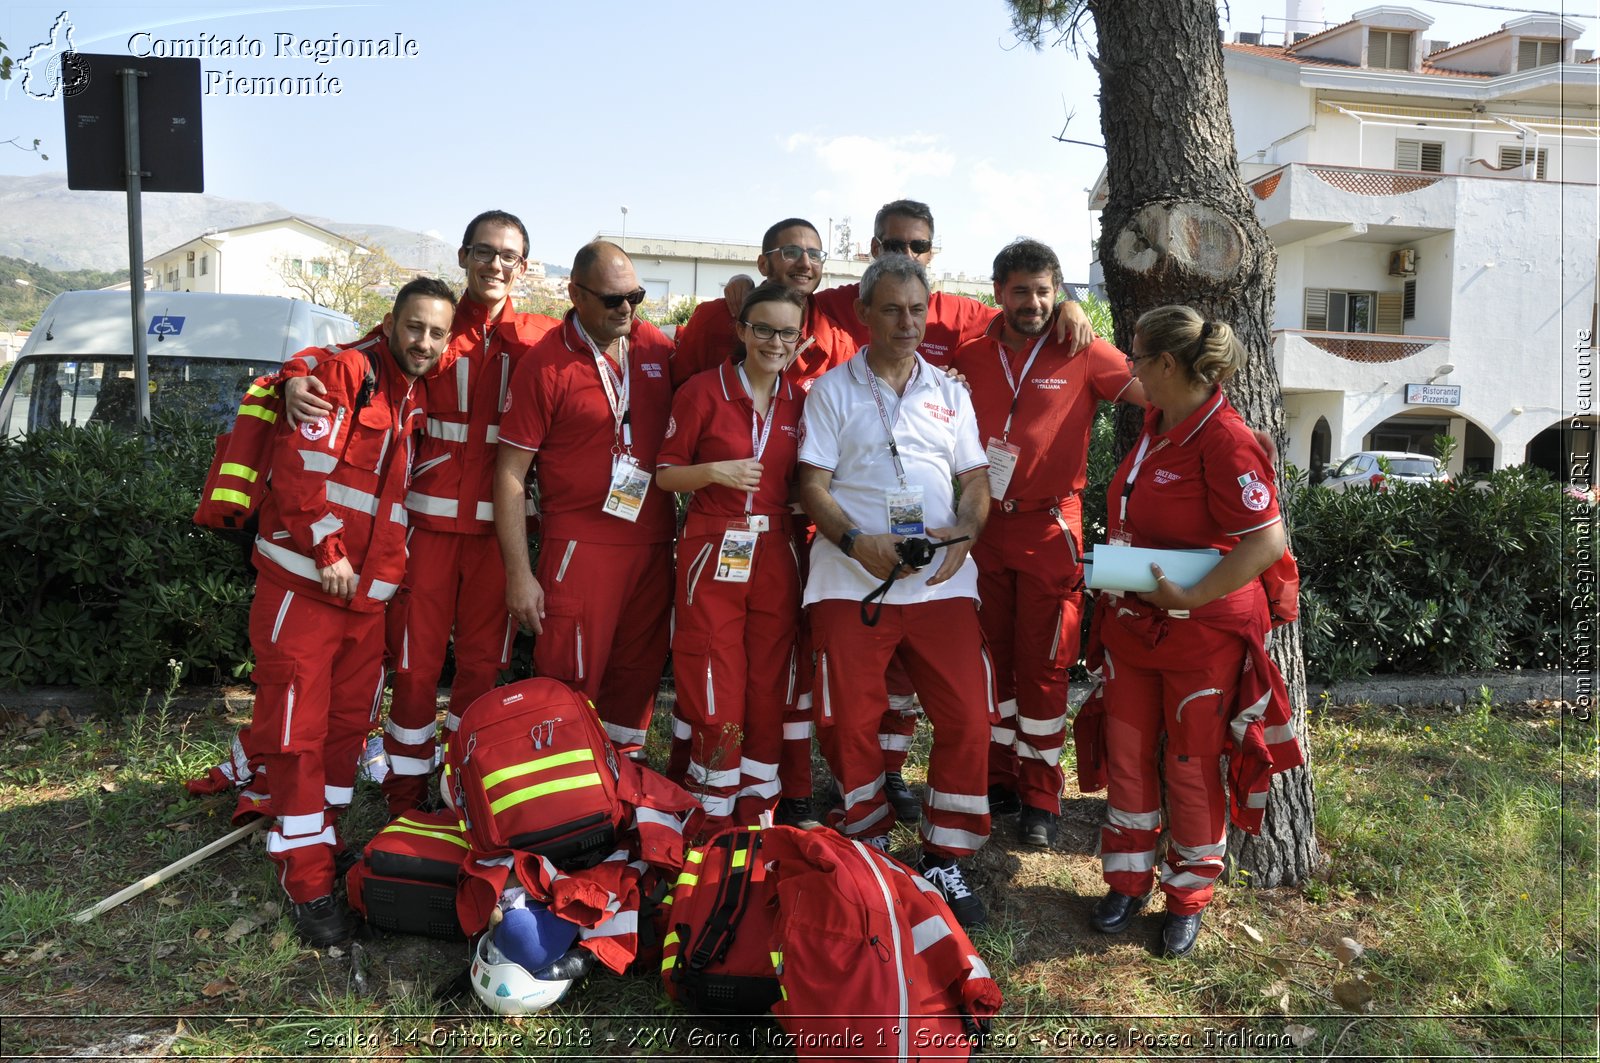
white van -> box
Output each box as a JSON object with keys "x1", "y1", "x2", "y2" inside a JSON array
[{"x1": 0, "y1": 291, "x2": 359, "y2": 437}]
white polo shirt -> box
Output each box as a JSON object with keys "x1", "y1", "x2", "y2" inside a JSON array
[{"x1": 798, "y1": 349, "x2": 988, "y2": 606}]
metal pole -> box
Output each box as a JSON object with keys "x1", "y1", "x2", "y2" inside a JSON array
[{"x1": 121, "y1": 67, "x2": 151, "y2": 427}]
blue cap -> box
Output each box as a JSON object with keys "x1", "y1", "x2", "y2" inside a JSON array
[{"x1": 493, "y1": 902, "x2": 579, "y2": 972}]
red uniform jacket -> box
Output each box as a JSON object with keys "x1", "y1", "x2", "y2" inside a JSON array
[{"x1": 253, "y1": 330, "x2": 425, "y2": 612}]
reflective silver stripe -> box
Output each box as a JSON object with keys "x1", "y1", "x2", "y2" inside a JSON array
[
  {"x1": 368, "y1": 580, "x2": 399, "y2": 602},
  {"x1": 1019, "y1": 712, "x2": 1067, "y2": 736},
  {"x1": 911, "y1": 916, "x2": 953, "y2": 954},
  {"x1": 475, "y1": 500, "x2": 496, "y2": 522},
  {"x1": 390, "y1": 503, "x2": 408, "y2": 527},
  {"x1": 1172, "y1": 839, "x2": 1227, "y2": 862},
  {"x1": 783, "y1": 721, "x2": 812, "y2": 740},
  {"x1": 785, "y1": 646, "x2": 797, "y2": 706},
  {"x1": 555, "y1": 540, "x2": 578, "y2": 583},
  {"x1": 267, "y1": 825, "x2": 337, "y2": 853},
  {"x1": 257, "y1": 535, "x2": 321, "y2": 582},
  {"x1": 843, "y1": 802, "x2": 892, "y2": 835},
  {"x1": 693, "y1": 792, "x2": 737, "y2": 815},
  {"x1": 919, "y1": 823, "x2": 988, "y2": 851},
  {"x1": 580, "y1": 910, "x2": 639, "y2": 939},
  {"x1": 270, "y1": 589, "x2": 294, "y2": 644},
  {"x1": 299, "y1": 449, "x2": 338, "y2": 474},
  {"x1": 1103, "y1": 850, "x2": 1159, "y2": 873},
  {"x1": 996, "y1": 697, "x2": 1018, "y2": 720},
  {"x1": 926, "y1": 787, "x2": 989, "y2": 816},
  {"x1": 672, "y1": 715, "x2": 692, "y2": 740},
  {"x1": 684, "y1": 541, "x2": 714, "y2": 604},
  {"x1": 1162, "y1": 869, "x2": 1219, "y2": 891},
  {"x1": 455, "y1": 356, "x2": 470, "y2": 413},
  {"x1": 309, "y1": 513, "x2": 344, "y2": 545},
  {"x1": 1264, "y1": 723, "x2": 1296, "y2": 745},
  {"x1": 1231, "y1": 690, "x2": 1272, "y2": 743},
  {"x1": 980, "y1": 645, "x2": 997, "y2": 720},
  {"x1": 1248, "y1": 791, "x2": 1270, "y2": 808},
  {"x1": 405, "y1": 491, "x2": 458, "y2": 517},
  {"x1": 279, "y1": 812, "x2": 324, "y2": 837},
  {"x1": 687, "y1": 763, "x2": 742, "y2": 789},
  {"x1": 734, "y1": 778, "x2": 782, "y2": 801},
  {"x1": 878, "y1": 732, "x2": 913, "y2": 752},
  {"x1": 485, "y1": 425, "x2": 500, "y2": 444},
  {"x1": 1108, "y1": 805, "x2": 1162, "y2": 831},
  {"x1": 385, "y1": 718, "x2": 437, "y2": 745},
  {"x1": 412, "y1": 453, "x2": 451, "y2": 478},
  {"x1": 376, "y1": 428, "x2": 392, "y2": 471},
  {"x1": 844, "y1": 775, "x2": 885, "y2": 809},
  {"x1": 427, "y1": 417, "x2": 470, "y2": 442},
  {"x1": 968, "y1": 953, "x2": 992, "y2": 980},
  {"x1": 633, "y1": 808, "x2": 686, "y2": 834},
  {"x1": 324, "y1": 785, "x2": 353, "y2": 807},
  {"x1": 990, "y1": 725, "x2": 1016, "y2": 745},
  {"x1": 1175, "y1": 686, "x2": 1223, "y2": 723},
  {"x1": 819, "y1": 654, "x2": 831, "y2": 720},
  {"x1": 1016, "y1": 739, "x2": 1064, "y2": 763},
  {"x1": 887, "y1": 693, "x2": 919, "y2": 714},
  {"x1": 705, "y1": 661, "x2": 716, "y2": 719},
  {"x1": 327, "y1": 481, "x2": 380, "y2": 516},
  {"x1": 444, "y1": 712, "x2": 462, "y2": 733},
  {"x1": 740, "y1": 757, "x2": 779, "y2": 782},
  {"x1": 604, "y1": 722, "x2": 647, "y2": 746},
  {"x1": 1048, "y1": 602, "x2": 1063, "y2": 661},
  {"x1": 387, "y1": 754, "x2": 433, "y2": 775},
  {"x1": 796, "y1": 691, "x2": 814, "y2": 712}
]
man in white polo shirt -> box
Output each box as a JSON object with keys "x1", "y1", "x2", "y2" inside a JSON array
[{"x1": 796, "y1": 253, "x2": 995, "y2": 927}]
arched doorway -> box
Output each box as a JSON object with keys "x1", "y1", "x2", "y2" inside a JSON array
[
  {"x1": 1310, "y1": 417, "x2": 1332, "y2": 481},
  {"x1": 1525, "y1": 417, "x2": 1596, "y2": 486},
  {"x1": 1364, "y1": 412, "x2": 1495, "y2": 473}
]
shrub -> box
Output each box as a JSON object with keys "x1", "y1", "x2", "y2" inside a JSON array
[{"x1": 0, "y1": 417, "x2": 253, "y2": 695}]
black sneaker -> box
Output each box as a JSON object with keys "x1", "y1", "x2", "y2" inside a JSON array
[
  {"x1": 292, "y1": 895, "x2": 355, "y2": 948},
  {"x1": 884, "y1": 771, "x2": 921, "y2": 823},
  {"x1": 775, "y1": 796, "x2": 822, "y2": 830},
  {"x1": 987, "y1": 785, "x2": 1022, "y2": 816},
  {"x1": 1018, "y1": 806, "x2": 1060, "y2": 848},
  {"x1": 918, "y1": 856, "x2": 987, "y2": 928}
]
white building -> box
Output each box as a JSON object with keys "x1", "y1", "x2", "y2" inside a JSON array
[
  {"x1": 145, "y1": 216, "x2": 375, "y2": 299},
  {"x1": 1096, "y1": 5, "x2": 1598, "y2": 480}
]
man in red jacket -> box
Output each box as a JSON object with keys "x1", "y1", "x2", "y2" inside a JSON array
[
  {"x1": 248, "y1": 277, "x2": 453, "y2": 946},
  {"x1": 494, "y1": 241, "x2": 677, "y2": 756}
]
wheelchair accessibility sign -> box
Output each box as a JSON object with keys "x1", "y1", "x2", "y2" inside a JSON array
[{"x1": 148, "y1": 315, "x2": 185, "y2": 337}]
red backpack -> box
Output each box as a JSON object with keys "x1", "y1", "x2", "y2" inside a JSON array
[
  {"x1": 661, "y1": 827, "x2": 784, "y2": 1015},
  {"x1": 442, "y1": 677, "x2": 626, "y2": 870},
  {"x1": 345, "y1": 809, "x2": 469, "y2": 940}
]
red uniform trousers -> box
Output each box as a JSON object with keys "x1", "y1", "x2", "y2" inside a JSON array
[
  {"x1": 671, "y1": 515, "x2": 802, "y2": 830},
  {"x1": 978, "y1": 501, "x2": 1085, "y2": 813},
  {"x1": 535, "y1": 538, "x2": 671, "y2": 755},
  {"x1": 1098, "y1": 604, "x2": 1245, "y2": 916},
  {"x1": 877, "y1": 655, "x2": 920, "y2": 773},
  {"x1": 248, "y1": 580, "x2": 387, "y2": 903},
  {"x1": 382, "y1": 526, "x2": 514, "y2": 812},
  {"x1": 810, "y1": 598, "x2": 994, "y2": 859}
]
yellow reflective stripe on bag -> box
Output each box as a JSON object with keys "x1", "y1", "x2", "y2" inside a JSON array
[
  {"x1": 488, "y1": 772, "x2": 604, "y2": 815},
  {"x1": 481, "y1": 748, "x2": 594, "y2": 789},
  {"x1": 219, "y1": 462, "x2": 259, "y2": 483},
  {"x1": 209, "y1": 488, "x2": 251, "y2": 507}
]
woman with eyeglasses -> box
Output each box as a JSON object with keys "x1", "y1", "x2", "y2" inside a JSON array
[
  {"x1": 655, "y1": 282, "x2": 809, "y2": 833},
  {"x1": 1083, "y1": 304, "x2": 1296, "y2": 959}
]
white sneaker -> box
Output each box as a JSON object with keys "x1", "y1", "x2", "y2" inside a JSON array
[{"x1": 860, "y1": 833, "x2": 892, "y2": 853}]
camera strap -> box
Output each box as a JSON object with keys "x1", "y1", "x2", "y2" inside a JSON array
[{"x1": 858, "y1": 535, "x2": 973, "y2": 627}]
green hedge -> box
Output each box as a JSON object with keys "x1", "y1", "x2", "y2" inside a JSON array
[{"x1": 0, "y1": 419, "x2": 253, "y2": 692}]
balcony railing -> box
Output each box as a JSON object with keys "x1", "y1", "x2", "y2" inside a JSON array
[
  {"x1": 1251, "y1": 164, "x2": 1446, "y2": 201},
  {"x1": 1275, "y1": 329, "x2": 1448, "y2": 364}
]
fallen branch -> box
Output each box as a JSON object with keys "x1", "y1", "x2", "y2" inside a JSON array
[{"x1": 72, "y1": 817, "x2": 268, "y2": 923}]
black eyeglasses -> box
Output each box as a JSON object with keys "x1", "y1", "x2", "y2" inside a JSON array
[
  {"x1": 879, "y1": 238, "x2": 934, "y2": 255},
  {"x1": 763, "y1": 244, "x2": 827, "y2": 264},
  {"x1": 574, "y1": 281, "x2": 647, "y2": 309},
  {"x1": 465, "y1": 244, "x2": 526, "y2": 269},
  {"x1": 741, "y1": 321, "x2": 802, "y2": 344},
  {"x1": 1125, "y1": 351, "x2": 1161, "y2": 366}
]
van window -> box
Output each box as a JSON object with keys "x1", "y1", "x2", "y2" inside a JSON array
[{"x1": 0, "y1": 355, "x2": 283, "y2": 438}]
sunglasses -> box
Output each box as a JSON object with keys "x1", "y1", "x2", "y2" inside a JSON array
[
  {"x1": 574, "y1": 281, "x2": 647, "y2": 309},
  {"x1": 879, "y1": 238, "x2": 934, "y2": 255},
  {"x1": 763, "y1": 244, "x2": 827, "y2": 264}
]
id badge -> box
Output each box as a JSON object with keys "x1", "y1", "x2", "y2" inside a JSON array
[
  {"x1": 886, "y1": 485, "x2": 926, "y2": 536},
  {"x1": 985, "y1": 437, "x2": 1021, "y2": 501},
  {"x1": 714, "y1": 527, "x2": 758, "y2": 582},
  {"x1": 603, "y1": 456, "x2": 650, "y2": 523},
  {"x1": 1108, "y1": 530, "x2": 1132, "y2": 547}
]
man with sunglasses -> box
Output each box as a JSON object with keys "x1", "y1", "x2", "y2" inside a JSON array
[
  {"x1": 199, "y1": 210, "x2": 559, "y2": 818},
  {"x1": 494, "y1": 241, "x2": 678, "y2": 757},
  {"x1": 671, "y1": 217, "x2": 854, "y2": 388}
]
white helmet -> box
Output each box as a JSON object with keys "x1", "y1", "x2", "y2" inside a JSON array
[{"x1": 469, "y1": 931, "x2": 574, "y2": 1016}]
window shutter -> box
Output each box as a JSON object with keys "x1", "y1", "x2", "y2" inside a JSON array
[
  {"x1": 1328, "y1": 291, "x2": 1349, "y2": 332},
  {"x1": 1499, "y1": 145, "x2": 1548, "y2": 178},
  {"x1": 1376, "y1": 292, "x2": 1404, "y2": 334},
  {"x1": 1518, "y1": 39, "x2": 1558, "y2": 70},
  {"x1": 1396, "y1": 139, "x2": 1419, "y2": 170},
  {"x1": 1304, "y1": 288, "x2": 1329, "y2": 331},
  {"x1": 1403, "y1": 279, "x2": 1417, "y2": 321},
  {"x1": 1419, "y1": 142, "x2": 1443, "y2": 172}
]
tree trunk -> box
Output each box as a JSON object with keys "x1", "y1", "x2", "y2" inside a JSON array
[{"x1": 1086, "y1": 0, "x2": 1320, "y2": 886}]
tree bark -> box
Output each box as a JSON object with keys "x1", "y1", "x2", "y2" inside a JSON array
[{"x1": 1084, "y1": 0, "x2": 1320, "y2": 886}]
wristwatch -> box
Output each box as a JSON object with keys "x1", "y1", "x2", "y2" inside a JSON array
[{"x1": 838, "y1": 528, "x2": 863, "y2": 556}]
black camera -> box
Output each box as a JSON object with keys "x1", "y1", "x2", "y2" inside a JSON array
[{"x1": 895, "y1": 536, "x2": 938, "y2": 569}]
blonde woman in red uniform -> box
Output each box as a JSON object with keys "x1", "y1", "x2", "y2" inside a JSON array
[
  {"x1": 1089, "y1": 305, "x2": 1287, "y2": 958},
  {"x1": 656, "y1": 283, "x2": 807, "y2": 831}
]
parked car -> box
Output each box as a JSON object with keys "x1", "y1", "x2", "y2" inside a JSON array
[
  {"x1": 0, "y1": 290, "x2": 358, "y2": 438},
  {"x1": 1317, "y1": 451, "x2": 1449, "y2": 492}
]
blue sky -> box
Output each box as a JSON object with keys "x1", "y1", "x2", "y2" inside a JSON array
[{"x1": 1, "y1": 1, "x2": 1590, "y2": 280}]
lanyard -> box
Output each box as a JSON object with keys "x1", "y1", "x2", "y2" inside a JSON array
[
  {"x1": 996, "y1": 332, "x2": 1049, "y2": 442},
  {"x1": 862, "y1": 350, "x2": 912, "y2": 489},
  {"x1": 1118, "y1": 432, "x2": 1169, "y2": 528},
  {"x1": 575, "y1": 319, "x2": 631, "y2": 454},
  {"x1": 738, "y1": 364, "x2": 780, "y2": 514}
]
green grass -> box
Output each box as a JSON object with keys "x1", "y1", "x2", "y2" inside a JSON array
[{"x1": 0, "y1": 687, "x2": 1594, "y2": 1060}]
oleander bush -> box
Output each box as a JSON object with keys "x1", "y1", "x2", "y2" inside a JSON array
[{"x1": 0, "y1": 417, "x2": 254, "y2": 693}]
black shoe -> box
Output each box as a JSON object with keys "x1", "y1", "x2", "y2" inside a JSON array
[
  {"x1": 1162, "y1": 912, "x2": 1203, "y2": 957},
  {"x1": 1018, "y1": 806, "x2": 1060, "y2": 848},
  {"x1": 918, "y1": 856, "x2": 987, "y2": 928},
  {"x1": 884, "y1": 772, "x2": 921, "y2": 824},
  {"x1": 1089, "y1": 890, "x2": 1149, "y2": 934},
  {"x1": 292, "y1": 895, "x2": 355, "y2": 948},
  {"x1": 775, "y1": 796, "x2": 822, "y2": 830},
  {"x1": 533, "y1": 946, "x2": 596, "y2": 981},
  {"x1": 987, "y1": 785, "x2": 1021, "y2": 816}
]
